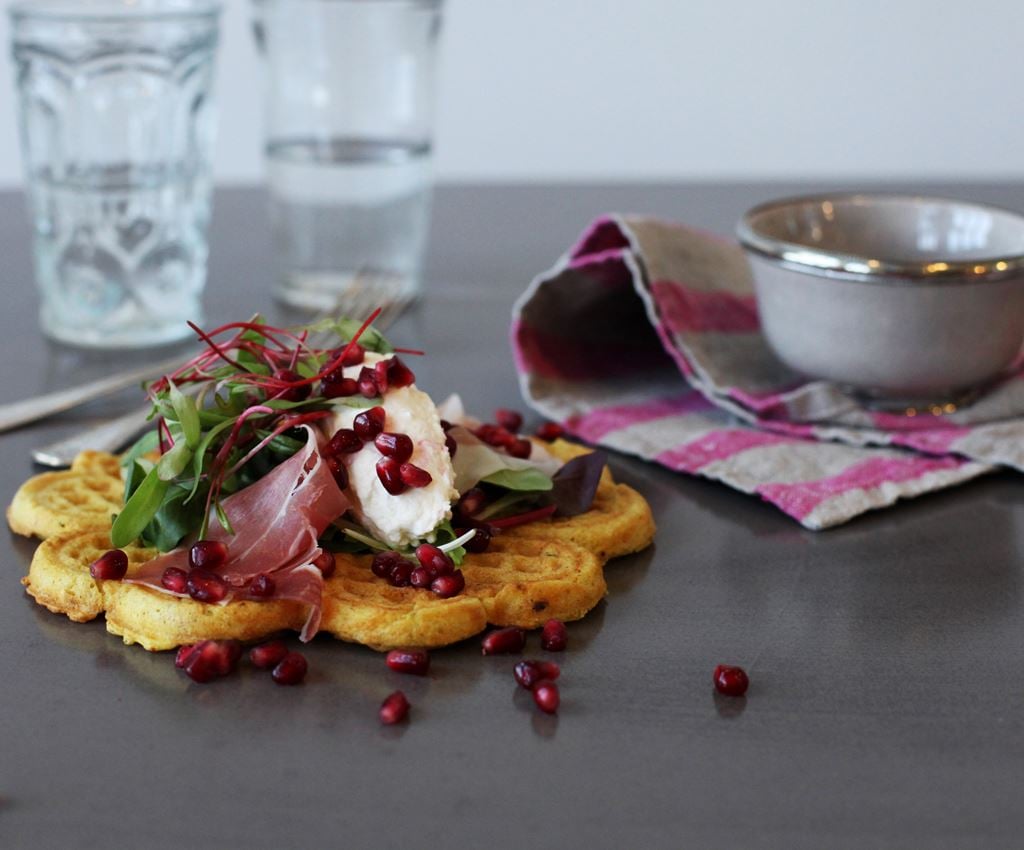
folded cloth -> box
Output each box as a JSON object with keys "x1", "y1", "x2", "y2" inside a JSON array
[{"x1": 509, "y1": 214, "x2": 1024, "y2": 529}]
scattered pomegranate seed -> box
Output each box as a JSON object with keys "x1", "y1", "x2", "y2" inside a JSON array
[
  {"x1": 376, "y1": 457, "x2": 408, "y2": 495},
  {"x1": 249, "y1": 573, "x2": 275, "y2": 598},
  {"x1": 313, "y1": 550, "x2": 336, "y2": 579},
  {"x1": 89, "y1": 549, "x2": 128, "y2": 580},
  {"x1": 461, "y1": 526, "x2": 492, "y2": 554},
  {"x1": 456, "y1": 488, "x2": 487, "y2": 519},
  {"x1": 374, "y1": 359, "x2": 390, "y2": 394},
  {"x1": 250, "y1": 640, "x2": 289, "y2": 669},
  {"x1": 409, "y1": 566, "x2": 432, "y2": 588},
  {"x1": 337, "y1": 342, "x2": 365, "y2": 367},
  {"x1": 400, "y1": 462, "x2": 432, "y2": 488},
  {"x1": 161, "y1": 566, "x2": 188, "y2": 593},
  {"x1": 189, "y1": 539, "x2": 228, "y2": 571},
  {"x1": 371, "y1": 550, "x2": 405, "y2": 579},
  {"x1": 507, "y1": 438, "x2": 532, "y2": 459},
  {"x1": 326, "y1": 428, "x2": 363, "y2": 455},
  {"x1": 713, "y1": 664, "x2": 749, "y2": 697},
  {"x1": 353, "y1": 406, "x2": 386, "y2": 440},
  {"x1": 322, "y1": 376, "x2": 359, "y2": 399},
  {"x1": 380, "y1": 690, "x2": 410, "y2": 725},
  {"x1": 535, "y1": 422, "x2": 564, "y2": 442},
  {"x1": 179, "y1": 640, "x2": 242, "y2": 683},
  {"x1": 389, "y1": 560, "x2": 413, "y2": 587},
  {"x1": 186, "y1": 569, "x2": 228, "y2": 604},
  {"x1": 541, "y1": 619, "x2": 568, "y2": 652},
  {"x1": 387, "y1": 356, "x2": 416, "y2": 388},
  {"x1": 325, "y1": 455, "x2": 349, "y2": 490},
  {"x1": 514, "y1": 660, "x2": 562, "y2": 690},
  {"x1": 532, "y1": 680, "x2": 560, "y2": 714},
  {"x1": 481, "y1": 627, "x2": 526, "y2": 655},
  {"x1": 271, "y1": 368, "x2": 310, "y2": 402},
  {"x1": 386, "y1": 649, "x2": 431, "y2": 675},
  {"x1": 375, "y1": 432, "x2": 414, "y2": 463},
  {"x1": 415, "y1": 544, "x2": 453, "y2": 575},
  {"x1": 495, "y1": 408, "x2": 523, "y2": 432},
  {"x1": 358, "y1": 367, "x2": 379, "y2": 398},
  {"x1": 431, "y1": 570, "x2": 465, "y2": 598},
  {"x1": 272, "y1": 652, "x2": 308, "y2": 685},
  {"x1": 445, "y1": 433, "x2": 457, "y2": 457}
]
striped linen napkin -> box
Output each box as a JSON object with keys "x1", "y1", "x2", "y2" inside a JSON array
[{"x1": 510, "y1": 215, "x2": 1024, "y2": 529}]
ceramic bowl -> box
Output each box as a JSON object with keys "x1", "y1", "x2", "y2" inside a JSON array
[{"x1": 737, "y1": 193, "x2": 1024, "y2": 405}]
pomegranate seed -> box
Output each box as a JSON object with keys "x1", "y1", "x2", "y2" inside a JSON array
[
  {"x1": 400, "y1": 463, "x2": 432, "y2": 488},
  {"x1": 271, "y1": 368, "x2": 310, "y2": 402},
  {"x1": 325, "y1": 455, "x2": 349, "y2": 490},
  {"x1": 272, "y1": 652, "x2": 308, "y2": 685},
  {"x1": 380, "y1": 690, "x2": 410, "y2": 725},
  {"x1": 175, "y1": 643, "x2": 199, "y2": 669},
  {"x1": 481, "y1": 627, "x2": 526, "y2": 655},
  {"x1": 313, "y1": 550, "x2": 336, "y2": 579},
  {"x1": 507, "y1": 438, "x2": 532, "y2": 459},
  {"x1": 456, "y1": 487, "x2": 487, "y2": 519},
  {"x1": 445, "y1": 433, "x2": 457, "y2": 457},
  {"x1": 514, "y1": 660, "x2": 561, "y2": 690},
  {"x1": 179, "y1": 640, "x2": 241, "y2": 683},
  {"x1": 327, "y1": 428, "x2": 363, "y2": 456},
  {"x1": 541, "y1": 619, "x2": 568, "y2": 652},
  {"x1": 358, "y1": 367, "x2": 379, "y2": 398},
  {"x1": 535, "y1": 422, "x2": 564, "y2": 442},
  {"x1": 386, "y1": 649, "x2": 430, "y2": 675},
  {"x1": 376, "y1": 457, "x2": 408, "y2": 495},
  {"x1": 371, "y1": 550, "x2": 405, "y2": 578},
  {"x1": 375, "y1": 432, "x2": 413, "y2": 462},
  {"x1": 336, "y1": 342, "x2": 365, "y2": 367},
  {"x1": 431, "y1": 570, "x2": 465, "y2": 598},
  {"x1": 387, "y1": 356, "x2": 416, "y2": 388},
  {"x1": 532, "y1": 680, "x2": 560, "y2": 714},
  {"x1": 495, "y1": 408, "x2": 523, "y2": 432},
  {"x1": 389, "y1": 560, "x2": 413, "y2": 587},
  {"x1": 461, "y1": 526, "x2": 492, "y2": 553},
  {"x1": 189, "y1": 539, "x2": 228, "y2": 571},
  {"x1": 374, "y1": 359, "x2": 390, "y2": 394},
  {"x1": 409, "y1": 566, "x2": 432, "y2": 588},
  {"x1": 322, "y1": 376, "x2": 359, "y2": 399},
  {"x1": 89, "y1": 549, "x2": 128, "y2": 580},
  {"x1": 249, "y1": 573, "x2": 275, "y2": 598},
  {"x1": 161, "y1": 566, "x2": 188, "y2": 593},
  {"x1": 353, "y1": 406, "x2": 386, "y2": 440},
  {"x1": 415, "y1": 544, "x2": 453, "y2": 574},
  {"x1": 713, "y1": 664, "x2": 749, "y2": 697},
  {"x1": 250, "y1": 640, "x2": 289, "y2": 669},
  {"x1": 186, "y1": 569, "x2": 228, "y2": 604}
]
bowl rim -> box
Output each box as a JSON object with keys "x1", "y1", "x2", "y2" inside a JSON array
[{"x1": 737, "y1": 192, "x2": 1024, "y2": 284}]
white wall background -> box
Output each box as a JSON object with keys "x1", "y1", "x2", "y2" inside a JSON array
[{"x1": 0, "y1": 0, "x2": 1021, "y2": 186}]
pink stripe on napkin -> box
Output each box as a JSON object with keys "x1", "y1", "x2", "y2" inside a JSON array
[
  {"x1": 650, "y1": 280, "x2": 760, "y2": 334},
  {"x1": 567, "y1": 391, "x2": 713, "y2": 442},
  {"x1": 656, "y1": 429, "x2": 792, "y2": 473},
  {"x1": 755, "y1": 455, "x2": 966, "y2": 521}
]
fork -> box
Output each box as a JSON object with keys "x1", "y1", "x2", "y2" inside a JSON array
[{"x1": 30, "y1": 289, "x2": 414, "y2": 467}]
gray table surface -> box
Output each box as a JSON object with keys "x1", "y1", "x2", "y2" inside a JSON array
[{"x1": 2, "y1": 183, "x2": 1023, "y2": 850}]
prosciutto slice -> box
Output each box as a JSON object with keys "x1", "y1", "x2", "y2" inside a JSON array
[{"x1": 126, "y1": 425, "x2": 349, "y2": 641}]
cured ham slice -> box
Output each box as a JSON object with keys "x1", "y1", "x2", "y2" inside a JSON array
[{"x1": 126, "y1": 426, "x2": 348, "y2": 641}]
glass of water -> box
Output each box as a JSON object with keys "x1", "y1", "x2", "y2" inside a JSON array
[
  {"x1": 252, "y1": 0, "x2": 443, "y2": 310},
  {"x1": 10, "y1": 0, "x2": 221, "y2": 348}
]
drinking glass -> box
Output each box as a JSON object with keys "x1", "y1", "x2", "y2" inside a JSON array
[
  {"x1": 9, "y1": 0, "x2": 222, "y2": 348},
  {"x1": 252, "y1": 0, "x2": 443, "y2": 310}
]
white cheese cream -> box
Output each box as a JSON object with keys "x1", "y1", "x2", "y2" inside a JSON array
[{"x1": 323, "y1": 352, "x2": 458, "y2": 549}]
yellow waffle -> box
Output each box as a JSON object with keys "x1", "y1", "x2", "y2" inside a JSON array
[
  {"x1": 7, "y1": 470, "x2": 123, "y2": 539},
  {"x1": 70, "y1": 450, "x2": 123, "y2": 480}
]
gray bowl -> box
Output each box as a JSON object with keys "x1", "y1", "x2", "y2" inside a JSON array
[{"x1": 737, "y1": 193, "x2": 1024, "y2": 405}]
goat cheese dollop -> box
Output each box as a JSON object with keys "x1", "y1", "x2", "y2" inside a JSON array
[{"x1": 323, "y1": 352, "x2": 458, "y2": 549}]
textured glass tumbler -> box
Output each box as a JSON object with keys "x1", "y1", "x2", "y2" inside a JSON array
[
  {"x1": 10, "y1": 1, "x2": 221, "y2": 348},
  {"x1": 253, "y1": 0, "x2": 443, "y2": 311}
]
